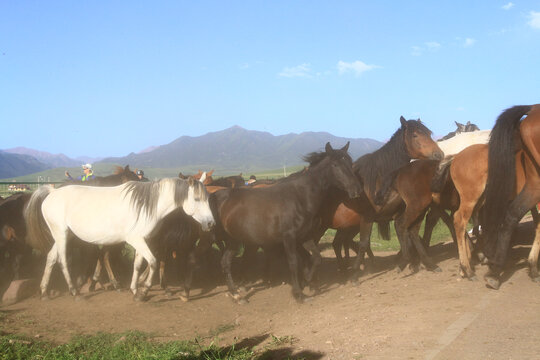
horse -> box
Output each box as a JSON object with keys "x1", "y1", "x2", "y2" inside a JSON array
[
  {"x1": 24, "y1": 177, "x2": 215, "y2": 301},
  {"x1": 62, "y1": 165, "x2": 139, "y2": 187},
  {"x1": 179, "y1": 170, "x2": 214, "y2": 185},
  {"x1": 327, "y1": 117, "x2": 444, "y2": 275},
  {"x1": 0, "y1": 193, "x2": 33, "y2": 286},
  {"x1": 211, "y1": 142, "x2": 363, "y2": 303},
  {"x1": 429, "y1": 105, "x2": 540, "y2": 285},
  {"x1": 62, "y1": 165, "x2": 141, "y2": 291},
  {"x1": 481, "y1": 104, "x2": 540, "y2": 289},
  {"x1": 209, "y1": 174, "x2": 245, "y2": 188},
  {"x1": 439, "y1": 121, "x2": 480, "y2": 141},
  {"x1": 436, "y1": 130, "x2": 490, "y2": 159}
]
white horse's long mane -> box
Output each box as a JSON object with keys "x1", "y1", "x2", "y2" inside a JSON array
[{"x1": 122, "y1": 178, "x2": 208, "y2": 220}]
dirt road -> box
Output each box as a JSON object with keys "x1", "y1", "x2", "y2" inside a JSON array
[{"x1": 2, "y1": 222, "x2": 540, "y2": 359}]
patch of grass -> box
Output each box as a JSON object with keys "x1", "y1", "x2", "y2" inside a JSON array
[{"x1": 0, "y1": 331, "x2": 258, "y2": 360}]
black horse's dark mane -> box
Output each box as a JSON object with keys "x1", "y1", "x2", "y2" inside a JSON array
[{"x1": 354, "y1": 120, "x2": 431, "y2": 196}]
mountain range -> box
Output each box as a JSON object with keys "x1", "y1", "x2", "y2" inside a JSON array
[{"x1": 1, "y1": 126, "x2": 384, "y2": 179}]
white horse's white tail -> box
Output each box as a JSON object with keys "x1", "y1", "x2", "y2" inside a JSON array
[{"x1": 24, "y1": 185, "x2": 55, "y2": 253}]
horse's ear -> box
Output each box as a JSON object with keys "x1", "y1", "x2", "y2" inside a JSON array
[
  {"x1": 197, "y1": 170, "x2": 202, "y2": 175},
  {"x1": 341, "y1": 141, "x2": 350, "y2": 152},
  {"x1": 400, "y1": 116, "x2": 407, "y2": 128},
  {"x1": 208, "y1": 169, "x2": 214, "y2": 176},
  {"x1": 187, "y1": 176, "x2": 195, "y2": 186},
  {"x1": 325, "y1": 142, "x2": 333, "y2": 152},
  {"x1": 124, "y1": 165, "x2": 130, "y2": 171},
  {"x1": 466, "y1": 121, "x2": 471, "y2": 125}
]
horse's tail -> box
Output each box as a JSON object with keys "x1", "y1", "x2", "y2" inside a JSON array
[
  {"x1": 24, "y1": 185, "x2": 54, "y2": 253},
  {"x1": 377, "y1": 221, "x2": 391, "y2": 241},
  {"x1": 431, "y1": 157, "x2": 453, "y2": 193},
  {"x1": 483, "y1": 105, "x2": 532, "y2": 245}
]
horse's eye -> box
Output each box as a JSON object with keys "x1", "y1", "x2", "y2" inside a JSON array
[{"x1": 413, "y1": 133, "x2": 419, "y2": 138}]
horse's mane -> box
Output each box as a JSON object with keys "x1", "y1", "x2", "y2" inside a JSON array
[
  {"x1": 123, "y1": 178, "x2": 206, "y2": 220},
  {"x1": 353, "y1": 120, "x2": 431, "y2": 196}
]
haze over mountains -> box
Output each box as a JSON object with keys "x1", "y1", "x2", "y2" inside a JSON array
[{"x1": 1, "y1": 126, "x2": 384, "y2": 179}]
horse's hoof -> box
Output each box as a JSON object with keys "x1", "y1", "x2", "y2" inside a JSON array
[
  {"x1": 469, "y1": 275, "x2": 478, "y2": 282},
  {"x1": 165, "y1": 290, "x2": 173, "y2": 298},
  {"x1": 430, "y1": 266, "x2": 442, "y2": 273},
  {"x1": 179, "y1": 294, "x2": 189, "y2": 302},
  {"x1": 133, "y1": 293, "x2": 147, "y2": 302},
  {"x1": 40, "y1": 295, "x2": 50, "y2": 301},
  {"x1": 484, "y1": 276, "x2": 500, "y2": 290},
  {"x1": 74, "y1": 295, "x2": 85, "y2": 302},
  {"x1": 409, "y1": 264, "x2": 420, "y2": 274}
]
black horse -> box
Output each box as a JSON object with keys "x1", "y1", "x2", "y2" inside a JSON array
[{"x1": 211, "y1": 142, "x2": 363, "y2": 303}]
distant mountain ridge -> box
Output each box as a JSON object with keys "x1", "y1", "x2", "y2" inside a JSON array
[
  {"x1": 1, "y1": 126, "x2": 384, "y2": 179},
  {"x1": 101, "y1": 126, "x2": 383, "y2": 172},
  {"x1": 0, "y1": 151, "x2": 50, "y2": 179}
]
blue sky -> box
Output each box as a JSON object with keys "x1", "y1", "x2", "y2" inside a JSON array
[{"x1": 1, "y1": 1, "x2": 539, "y2": 158}]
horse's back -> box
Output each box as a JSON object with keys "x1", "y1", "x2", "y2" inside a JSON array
[{"x1": 437, "y1": 130, "x2": 490, "y2": 157}]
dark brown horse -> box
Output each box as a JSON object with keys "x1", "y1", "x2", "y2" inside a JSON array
[
  {"x1": 209, "y1": 174, "x2": 245, "y2": 188},
  {"x1": 324, "y1": 117, "x2": 444, "y2": 275},
  {"x1": 0, "y1": 193, "x2": 33, "y2": 287},
  {"x1": 482, "y1": 104, "x2": 540, "y2": 289},
  {"x1": 211, "y1": 142, "x2": 363, "y2": 303}
]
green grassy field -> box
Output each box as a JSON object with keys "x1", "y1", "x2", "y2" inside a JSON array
[{"x1": 0, "y1": 331, "x2": 258, "y2": 360}]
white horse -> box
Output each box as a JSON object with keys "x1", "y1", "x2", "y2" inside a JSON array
[
  {"x1": 437, "y1": 129, "x2": 491, "y2": 158},
  {"x1": 24, "y1": 177, "x2": 215, "y2": 301}
]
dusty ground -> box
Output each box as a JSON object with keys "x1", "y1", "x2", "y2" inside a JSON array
[{"x1": 2, "y1": 222, "x2": 540, "y2": 360}]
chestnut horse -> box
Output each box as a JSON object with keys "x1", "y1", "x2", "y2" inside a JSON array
[
  {"x1": 482, "y1": 104, "x2": 540, "y2": 289},
  {"x1": 211, "y1": 142, "x2": 363, "y2": 303},
  {"x1": 431, "y1": 105, "x2": 540, "y2": 287}
]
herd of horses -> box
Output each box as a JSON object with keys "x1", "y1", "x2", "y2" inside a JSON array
[{"x1": 1, "y1": 104, "x2": 540, "y2": 304}]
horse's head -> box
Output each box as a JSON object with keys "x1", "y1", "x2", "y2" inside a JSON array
[
  {"x1": 193, "y1": 170, "x2": 214, "y2": 185},
  {"x1": 181, "y1": 177, "x2": 216, "y2": 231},
  {"x1": 400, "y1": 116, "x2": 444, "y2": 160},
  {"x1": 305, "y1": 142, "x2": 363, "y2": 198},
  {"x1": 113, "y1": 165, "x2": 140, "y2": 182},
  {"x1": 464, "y1": 121, "x2": 480, "y2": 132}
]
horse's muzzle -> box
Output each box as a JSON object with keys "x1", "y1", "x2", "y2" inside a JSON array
[
  {"x1": 201, "y1": 219, "x2": 216, "y2": 232},
  {"x1": 432, "y1": 150, "x2": 444, "y2": 161}
]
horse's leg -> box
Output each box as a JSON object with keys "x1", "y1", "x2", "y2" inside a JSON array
[
  {"x1": 40, "y1": 244, "x2": 58, "y2": 299},
  {"x1": 53, "y1": 232, "x2": 79, "y2": 297},
  {"x1": 453, "y1": 202, "x2": 476, "y2": 279},
  {"x1": 90, "y1": 257, "x2": 103, "y2": 292},
  {"x1": 422, "y1": 208, "x2": 440, "y2": 250},
  {"x1": 99, "y1": 248, "x2": 119, "y2": 290},
  {"x1": 283, "y1": 238, "x2": 304, "y2": 302},
  {"x1": 130, "y1": 251, "x2": 145, "y2": 295},
  {"x1": 351, "y1": 223, "x2": 371, "y2": 278},
  {"x1": 302, "y1": 239, "x2": 322, "y2": 291},
  {"x1": 528, "y1": 219, "x2": 540, "y2": 281},
  {"x1": 332, "y1": 230, "x2": 346, "y2": 272},
  {"x1": 221, "y1": 241, "x2": 243, "y2": 303},
  {"x1": 485, "y1": 188, "x2": 538, "y2": 289},
  {"x1": 393, "y1": 216, "x2": 414, "y2": 273},
  {"x1": 409, "y1": 219, "x2": 441, "y2": 272},
  {"x1": 130, "y1": 238, "x2": 158, "y2": 301}
]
